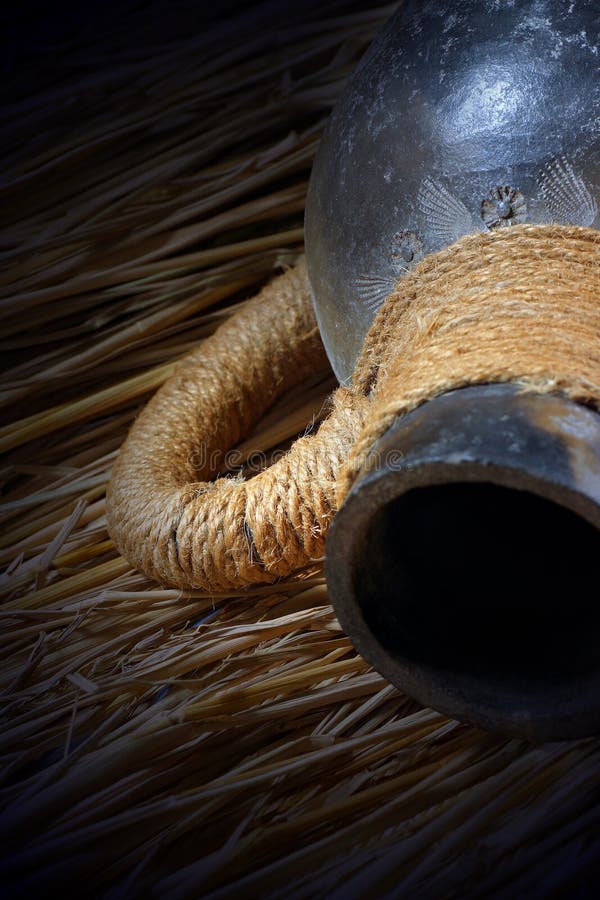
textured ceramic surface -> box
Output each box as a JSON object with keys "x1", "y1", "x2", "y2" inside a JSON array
[{"x1": 305, "y1": 0, "x2": 600, "y2": 381}]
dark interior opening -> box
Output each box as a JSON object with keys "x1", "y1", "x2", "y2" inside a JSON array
[{"x1": 355, "y1": 483, "x2": 600, "y2": 687}]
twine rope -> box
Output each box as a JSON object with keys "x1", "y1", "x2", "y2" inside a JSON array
[{"x1": 107, "y1": 224, "x2": 600, "y2": 590}]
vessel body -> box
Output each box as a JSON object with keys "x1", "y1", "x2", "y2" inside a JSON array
[{"x1": 305, "y1": 0, "x2": 600, "y2": 380}]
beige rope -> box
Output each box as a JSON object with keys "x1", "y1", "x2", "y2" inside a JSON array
[
  {"x1": 106, "y1": 260, "x2": 368, "y2": 590},
  {"x1": 106, "y1": 224, "x2": 600, "y2": 590}
]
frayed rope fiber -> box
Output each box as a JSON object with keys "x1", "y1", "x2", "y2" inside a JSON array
[{"x1": 107, "y1": 224, "x2": 600, "y2": 590}]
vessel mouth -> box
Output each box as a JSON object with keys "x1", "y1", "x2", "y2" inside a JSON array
[
  {"x1": 358, "y1": 480, "x2": 600, "y2": 684},
  {"x1": 326, "y1": 384, "x2": 600, "y2": 740}
]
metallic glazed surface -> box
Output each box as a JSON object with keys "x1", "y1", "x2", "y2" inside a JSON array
[{"x1": 305, "y1": 0, "x2": 600, "y2": 381}]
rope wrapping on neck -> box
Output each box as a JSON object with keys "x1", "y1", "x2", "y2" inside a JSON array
[{"x1": 106, "y1": 224, "x2": 600, "y2": 590}]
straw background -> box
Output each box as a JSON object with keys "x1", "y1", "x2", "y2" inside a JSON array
[{"x1": 1, "y1": 1, "x2": 600, "y2": 896}]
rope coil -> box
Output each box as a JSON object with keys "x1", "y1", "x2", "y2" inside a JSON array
[{"x1": 107, "y1": 224, "x2": 600, "y2": 590}]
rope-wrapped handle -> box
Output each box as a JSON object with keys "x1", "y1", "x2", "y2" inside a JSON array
[
  {"x1": 107, "y1": 225, "x2": 600, "y2": 592},
  {"x1": 106, "y1": 261, "x2": 367, "y2": 590}
]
